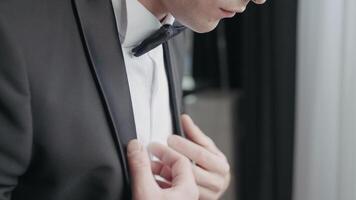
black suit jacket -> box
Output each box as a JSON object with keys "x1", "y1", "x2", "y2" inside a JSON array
[{"x1": 0, "y1": 0, "x2": 184, "y2": 199}]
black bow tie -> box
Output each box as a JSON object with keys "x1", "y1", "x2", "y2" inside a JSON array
[{"x1": 131, "y1": 23, "x2": 186, "y2": 57}]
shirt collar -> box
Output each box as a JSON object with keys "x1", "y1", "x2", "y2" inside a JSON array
[{"x1": 112, "y1": 0, "x2": 175, "y2": 48}]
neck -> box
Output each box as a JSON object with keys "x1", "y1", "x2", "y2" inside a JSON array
[{"x1": 138, "y1": 0, "x2": 168, "y2": 21}]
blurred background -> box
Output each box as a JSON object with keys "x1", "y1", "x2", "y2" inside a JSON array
[{"x1": 171, "y1": 0, "x2": 356, "y2": 200}]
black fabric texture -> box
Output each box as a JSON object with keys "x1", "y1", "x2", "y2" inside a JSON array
[{"x1": 0, "y1": 0, "x2": 183, "y2": 199}]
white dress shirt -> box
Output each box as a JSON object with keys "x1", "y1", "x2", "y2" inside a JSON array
[{"x1": 111, "y1": 0, "x2": 174, "y2": 147}]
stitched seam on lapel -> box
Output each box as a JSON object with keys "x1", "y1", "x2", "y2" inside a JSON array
[{"x1": 71, "y1": 0, "x2": 131, "y2": 193}]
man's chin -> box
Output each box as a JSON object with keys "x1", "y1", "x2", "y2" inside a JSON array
[{"x1": 186, "y1": 20, "x2": 220, "y2": 33}]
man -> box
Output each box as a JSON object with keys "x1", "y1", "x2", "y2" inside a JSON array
[{"x1": 0, "y1": 0, "x2": 265, "y2": 199}]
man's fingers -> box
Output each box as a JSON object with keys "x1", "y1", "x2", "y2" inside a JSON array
[
  {"x1": 148, "y1": 143, "x2": 195, "y2": 187},
  {"x1": 156, "y1": 179, "x2": 172, "y2": 189},
  {"x1": 193, "y1": 165, "x2": 226, "y2": 193},
  {"x1": 127, "y1": 140, "x2": 157, "y2": 190},
  {"x1": 181, "y1": 114, "x2": 223, "y2": 156},
  {"x1": 198, "y1": 186, "x2": 220, "y2": 200},
  {"x1": 168, "y1": 135, "x2": 230, "y2": 175},
  {"x1": 151, "y1": 160, "x2": 172, "y2": 181}
]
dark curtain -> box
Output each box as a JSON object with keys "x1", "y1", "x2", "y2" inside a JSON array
[
  {"x1": 192, "y1": 1, "x2": 298, "y2": 200},
  {"x1": 192, "y1": 30, "x2": 220, "y2": 88},
  {"x1": 236, "y1": 1, "x2": 297, "y2": 200}
]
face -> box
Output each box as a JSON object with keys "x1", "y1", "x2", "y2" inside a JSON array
[{"x1": 160, "y1": 0, "x2": 266, "y2": 33}]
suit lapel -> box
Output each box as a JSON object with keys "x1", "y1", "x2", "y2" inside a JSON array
[
  {"x1": 72, "y1": 0, "x2": 185, "y2": 192},
  {"x1": 72, "y1": 0, "x2": 136, "y2": 191}
]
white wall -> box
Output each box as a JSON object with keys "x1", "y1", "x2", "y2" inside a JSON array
[
  {"x1": 337, "y1": 1, "x2": 356, "y2": 198},
  {"x1": 294, "y1": 0, "x2": 356, "y2": 200}
]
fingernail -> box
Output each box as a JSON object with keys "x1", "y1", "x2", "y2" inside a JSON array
[
  {"x1": 183, "y1": 114, "x2": 194, "y2": 124},
  {"x1": 127, "y1": 140, "x2": 142, "y2": 154}
]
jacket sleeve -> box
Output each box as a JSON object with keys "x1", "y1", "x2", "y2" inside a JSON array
[{"x1": 0, "y1": 22, "x2": 33, "y2": 200}]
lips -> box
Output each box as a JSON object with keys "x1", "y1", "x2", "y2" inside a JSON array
[{"x1": 219, "y1": 8, "x2": 237, "y2": 18}]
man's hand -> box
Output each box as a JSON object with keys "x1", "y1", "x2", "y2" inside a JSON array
[
  {"x1": 167, "y1": 115, "x2": 231, "y2": 200},
  {"x1": 127, "y1": 140, "x2": 199, "y2": 200}
]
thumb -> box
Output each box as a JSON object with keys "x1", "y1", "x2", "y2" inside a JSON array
[{"x1": 127, "y1": 140, "x2": 157, "y2": 190}]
